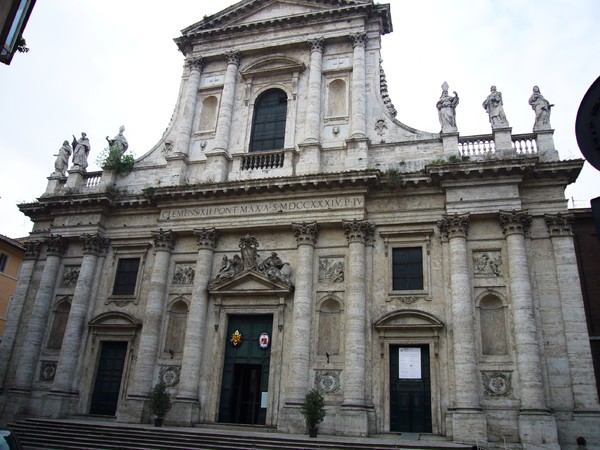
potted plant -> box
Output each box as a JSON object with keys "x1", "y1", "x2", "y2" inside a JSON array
[
  {"x1": 148, "y1": 381, "x2": 172, "y2": 427},
  {"x1": 300, "y1": 388, "x2": 326, "y2": 438}
]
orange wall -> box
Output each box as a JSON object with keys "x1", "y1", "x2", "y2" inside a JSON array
[{"x1": 0, "y1": 239, "x2": 24, "y2": 337}]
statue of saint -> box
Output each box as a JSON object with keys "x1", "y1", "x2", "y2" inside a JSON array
[
  {"x1": 71, "y1": 132, "x2": 91, "y2": 170},
  {"x1": 528, "y1": 86, "x2": 552, "y2": 130},
  {"x1": 482, "y1": 86, "x2": 509, "y2": 129},
  {"x1": 106, "y1": 125, "x2": 128, "y2": 156},
  {"x1": 436, "y1": 82, "x2": 459, "y2": 133},
  {"x1": 53, "y1": 140, "x2": 72, "y2": 176}
]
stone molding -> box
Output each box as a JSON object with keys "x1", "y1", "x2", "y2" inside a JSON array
[
  {"x1": 318, "y1": 257, "x2": 344, "y2": 283},
  {"x1": 437, "y1": 213, "x2": 470, "y2": 240},
  {"x1": 172, "y1": 263, "x2": 195, "y2": 285},
  {"x1": 350, "y1": 32, "x2": 367, "y2": 48},
  {"x1": 499, "y1": 210, "x2": 531, "y2": 236},
  {"x1": 44, "y1": 235, "x2": 66, "y2": 257},
  {"x1": 40, "y1": 361, "x2": 57, "y2": 382},
  {"x1": 481, "y1": 371, "x2": 513, "y2": 397},
  {"x1": 342, "y1": 219, "x2": 375, "y2": 244},
  {"x1": 151, "y1": 229, "x2": 175, "y2": 253},
  {"x1": 193, "y1": 227, "x2": 219, "y2": 250},
  {"x1": 292, "y1": 222, "x2": 319, "y2": 246},
  {"x1": 544, "y1": 212, "x2": 574, "y2": 237},
  {"x1": 315, "y1": 370, "x2": 342, "y2": 396},
  {"x1": 307, "y1": 37, "x2": 325, "y2": 53},
  {"x1": 60, "y1": 266, "x2": 80, "y2": 287},
  {"x1": 80, "y1": 233, "x2": 109, "y2": 256},
  {"x1": 23, "y1": 240, "x2": 42, "y2": 260},
  {"x1": 224, "y1": 50, "x2": 240, "y2": 66},
  {"x1": 159, "y1": 365, "x2": 181, "y2": 387}
]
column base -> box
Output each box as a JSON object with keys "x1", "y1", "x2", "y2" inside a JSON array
[
  {"x1": 519, "y1": 411, "x2": 559, "y2": 450},
  {"x1": 1, "y1": 389, "x2": 32, "y2": 423},
  {"x1": 44, "y1": 390, "x2": 78, "y2": 418},
  {"x1": 296, "y1": 142, "x2": 322, "y2": 175},
  {"x1": 170, "y1": 396, "x2": 200, "y2": 426},
  {"x1": 345, "y1": 137, "x2": 369, "y2": 171},
  {"x1": 204, "y1": 149, "x2": 231, "y2": 183},
  {"x1": 450, "y1": 409, "x2": 487, "y2": 442},
  {"x1": 337, "y1": 404, "x2": 372, "y2": 437},
  {"x1": 116, "y1": 395, "x2": 147, "y2": 424}
]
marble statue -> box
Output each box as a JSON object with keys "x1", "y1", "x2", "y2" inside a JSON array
[
  {"x1": 53, "y1": 140, "x2": 72, "y2": 176},
  {"x1": 106, "y1": 125, "x2": 128, "y2": 156},
  {"x1": 482, "y1": 86, "x2": 509, "y2": 128},
  {"x1": 71, "y1": 132, "x2": 91, "y2": 170},
  {"x1": 528, "y1": 86, "x2": 552, "y2": 130},
  {"x1": 436, "y1": 82, "x2": 459, "y2": 132}
]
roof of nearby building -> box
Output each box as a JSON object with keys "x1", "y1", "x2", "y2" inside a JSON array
[{"x1": 0, "y1": 233, "x2": 26, "y2": 251}]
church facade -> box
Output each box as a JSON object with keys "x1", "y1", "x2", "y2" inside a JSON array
[{"x1": 1, "y1": 1, "x2": 598, "y2": 448}]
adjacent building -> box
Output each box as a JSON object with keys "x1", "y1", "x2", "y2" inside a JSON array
[
  {"x1": 0, "y1": 1, "x2": 598, "y2": 448},
  {"x1": 0, "y1": 235, "x2": 25, "y2": 338}
]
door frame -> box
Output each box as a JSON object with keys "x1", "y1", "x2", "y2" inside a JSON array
[{"x1": 374, "y1": 309, "x2": 444, "y2": 435}]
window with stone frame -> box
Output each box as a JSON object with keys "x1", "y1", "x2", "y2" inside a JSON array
[
  {"x1": 0, "y1": 252, "x2": 8, "y2": 273},
  {"x1": 112, "y1": 257, "x2": 140, "y2": 296},
  {"x1": 164, "y1": 299, "x2": 188, "y2": 356},
  {"x1": 392, "y1": 247, "x2": 424, "y2": 291},
  {"x1": 47, "y1": 298, "x2": 71, "y2": 350},
  {"x1": 249, "y1": 88, "x2": 288, "y2": 152}
]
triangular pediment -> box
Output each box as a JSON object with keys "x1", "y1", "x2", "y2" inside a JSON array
[
  {"x1": 181, "y1": 0, "x2": 373, "y2": 36},
  {"x1": 209, "y1": 269, "x2": 293, "y2": 295}
]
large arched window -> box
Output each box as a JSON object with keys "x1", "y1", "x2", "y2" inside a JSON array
[{"x1": 250, "y1": 89, "x2": 288, "y2": 152}]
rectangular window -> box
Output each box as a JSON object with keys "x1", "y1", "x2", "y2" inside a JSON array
[
  {"x1": 392, "y1": 247, "x2": 423, "y2": 291},
  {"x1": 0, "y1": 252, "x2": 8, "y2": 273},
  {"x1": 112, "y1": 257, "x2": 140, "y2": 295}
]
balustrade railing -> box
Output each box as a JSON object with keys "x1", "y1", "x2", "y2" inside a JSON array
[
  {"x1": 458, "y1": 135, "x2": 496, "y2": 157},
  {"x1": 241, "y1": 150, "x2": 285, "y2": 170},
  {"x1": 511, "y1": 133, "x2": 538, "y2": 155},
  {"x1": 83, "y1": 171, "x2": 102, "y2": 188}
]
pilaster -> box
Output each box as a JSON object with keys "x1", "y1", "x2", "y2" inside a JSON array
[
  {"x1": 175, "y1": 57, "x2": 203, "y2": 157},
  {"x1": 349, "y1": 33, "x2": 367, "y2": 139}
]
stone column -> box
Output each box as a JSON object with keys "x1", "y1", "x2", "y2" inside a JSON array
[
  {"x1": 129, "y1": 229, "x2": 175, "y2": 399},
  {"x1": 14, "y1": 236, "x2": 66, "y2": 391},
  {"x1": 545, "y1": 213, "x2": 599, "y2": 407},
  {"x1": 500, "y1": 210, "x2": 558, "y2": 447},
  {"x1": 437, "y1": 214, "x2": 487, "y2": 441},
  {"x1": 52, "y1": 234, "x2": 109, "y2": 393},
  {"x1": 205, "y1": 50, "x2": 239, "y2": 182},
  {"x1": 175, "y1": 57, "x2": 203, "y2": 157},
  {"x1": 176, "y1": 229, "x2": 218, "y2": 410},
  {"x1": 349, "y1": 33, "x2": 367, "y2": 139},
  {"x1": 0, "y1": 241, "x2": 41, "y2": 389},
  {"x1": 285, "y1": 222, "x2": 319, "y2": 402}
]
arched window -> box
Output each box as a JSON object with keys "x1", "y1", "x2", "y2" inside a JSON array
[
  {"x1": 479, "y1": 295, "x2": 509, "y2": 355},
  {"x1": 249, "y1": 89, "x2": 288, "y2": 152},
  {"x1": 47, "y1": 298, "x2": 71, "y2": 350},
  {"x1": 164, "y1": 299, "x2": 188, "y2": 355}
]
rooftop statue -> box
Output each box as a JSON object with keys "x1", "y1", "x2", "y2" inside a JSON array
[
  {"x1": 71, "y1": 132, "x2": 91, "y2": 171},
  {"x1": 528, "y1": 86, "x2": 552, "y2": 130},
  {"x1": 482, "y1": 85, "x2": 509, "y2": 129},
  {"x1": 53, "y1": 140, "x2": 72, "y2": 176},
  {"x1": 106, "y1": 125, "x2": 128, "y2": 157},
  {"x1": 436, "y1": 81, "x2": 459, "y2": 133}
]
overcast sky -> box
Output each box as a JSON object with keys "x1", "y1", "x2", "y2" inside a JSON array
[{"x1": 1, "y1": 0, "x2": 599, "y2": 238}]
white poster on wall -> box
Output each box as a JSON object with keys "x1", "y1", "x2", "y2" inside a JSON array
[{"x1": 398, "y1": 347, "x2": 421, "y2": 379}]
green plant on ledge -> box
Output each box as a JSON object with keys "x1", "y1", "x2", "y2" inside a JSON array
[
  {"x1": 148, "y1": 381, "x2": 172, "y2": 427},
  {"x1": 300, "y1": 388, "x2": 326, "y2": 437},
  {"x1": 98, "y1": 147, "x2": 135, "y2": 175}
]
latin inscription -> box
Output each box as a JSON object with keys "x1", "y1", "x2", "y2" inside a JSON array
[{"x1": 160, "y1": 196, "x2": 364, "y2": 221}]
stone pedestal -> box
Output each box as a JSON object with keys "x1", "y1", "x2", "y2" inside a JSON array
[
  {"x1": 345, "y1": 137, "x2": 369, "y2": 171},
  {"x1": 519, "y1": 413, "x2": 559, "y2": 450},
  {"x1": 535, "y1": 129, "x2": 559, "y2": 161},
  {"x1": 65, "y1": 168, "x2": 85, "y2": 190},
  {"x1": 441, "y1": 132, "x2": 459, "y2": 159},
  {"x1": 204, "y1": 150, "x2": 230, "y2": 182},
  {"x1": 296, "y1": 142, "x2": 322, "y2": 175},
  {"x1": 45, "y1": 174, "x2": 66, "y2": 195},
  {"x1": 337, "y1": 405, "x2": 370, "y2": 437},
  {"x1": 451, "y1": 410, "x2": 488, "y2": 442},
  {"x1": 493, "y1": 127, "x2": 513, "y2": 158},
  {"x1": 165, "y1": 154, "x2": 190, "y2": 186}
]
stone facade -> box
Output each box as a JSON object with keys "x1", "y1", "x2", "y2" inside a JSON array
[{"x1": 1, "y1": 1, "x2": 598, "y2": 448}]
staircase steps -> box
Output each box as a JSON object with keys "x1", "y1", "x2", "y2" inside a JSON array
[{"x1": 9, "y1": 418, "x2": 472, "y2": 450}]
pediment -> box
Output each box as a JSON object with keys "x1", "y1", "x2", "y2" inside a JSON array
[
  {"x1": 89, "y1": 311, "x2": 140, "y2": 329},
  {"x1": 181, "y1": 0, "x2": 374, "y2": 36},
  {"x1": 209, "y1": 269, "x2": 293, "y2": 295},
  {"x1": 374, "y1": 309, "x2": 444, "y2": 330},
  {"x1": 240, "y1": 55, "x2": 305, "y2": 78}
]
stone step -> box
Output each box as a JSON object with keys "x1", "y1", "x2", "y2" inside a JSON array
[{"x1": 9, "y1": 418, "x2": 472, "y2": 450}]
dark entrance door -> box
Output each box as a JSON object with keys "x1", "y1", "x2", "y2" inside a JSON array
[
  {"x1": 90, "y1": 341, "x2": 127, "y2": 416},
  {"x1": 390, "y1": 345, "x2": 432, "y2": 433},
  {"x1": 219, "y1": 315, "x2": 272, "y2": 425}
]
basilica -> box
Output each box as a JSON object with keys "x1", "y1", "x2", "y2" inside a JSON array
[{"x1": 0, "y1": 1, "x2": 598, "y2": 448}]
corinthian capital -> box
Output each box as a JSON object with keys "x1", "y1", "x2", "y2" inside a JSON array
[
  {"x1": 194, "y1": 227, "x2": 219, "y2": 250},
  {"x1": 224, "y1": 50, "x2": 240, "y2": 66},
  {"x1": 307, "y1": 37, "x2": 325, "y2": 53},
  {"x1": 23, "y1": 240, "x2": 42, "y2": 260},
  {"x1": 342, "y1": 219, "x2": 375, "y2": 244},
  {"x1": 151, "y1": 229, "x2": 175, "y2": 253},
  {"x1": 292, "y1": 222, "x2": 319, "y2": 246},
  {"x1": 544, "y1": 212, "x2": 574, "y2": 237},
  {"x1": 350, "y1": 32, "x2": 367, "y2": 48},
  {"x1": 81, "y1": 234, "x2": 110, "y2": 256},
  {"x1": 499, "y1": 210, "x2": 532, "y2": 236},
  {"x1": 437, "y1": 213, "x2": 470, "y2": 240},
  {"x1": 187, "y1": 56, "x2": 203, "y2": 72},
  {"x1": 44, "y1": 235, "x2": 66, "y2": 256}
]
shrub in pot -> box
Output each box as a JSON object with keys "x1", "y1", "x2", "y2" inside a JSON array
[
  {"x1": 300, "y1": 389, "x2": 326, "y2": 438},
  {"x1": 148, "y1": 381, "x2": 172, "y2": 426}
]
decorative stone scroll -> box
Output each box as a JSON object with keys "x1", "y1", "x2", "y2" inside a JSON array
[
  {"x1": 473, "y1": 251, "x2": 502, "y2": 277},
  {"x1": 374, "y1": 119, "x2": 387, "y2": 136},
  {"x1": 342, "y1": 219, "x2": 375, "y2": 244},
  {"x1": 350, "y1": 32, "x2": 367, "y2": 48},
  {"x1": 315, "y1": 370, "x2": 342, "y2": 395},
  {"x1": 437, "y1": 213, "x2": 470, "y2": 240},
  {"x1": 481, "y1": 371, "x2": 512, "y2": 397},
  {"x1": 152, "y1": 229, "x2": 175, "y2": 253},
  {"x1": 318, "y1": 257, "x2": 345, "y2": 283},
  {"x1": 40, "y1": 361, "x2": 57, "y2": 382},
  {"x1": 159, "y1": 365, "x2": 181, "y2": 387},
  {"x1": 386, "y1": 295, "x2": 432, "y2": 305},
  {"x1": 210, "y1": 235, "x2": 293, "y2": 287},
  {"x1": 187, "y1": 56, "x2": 203, "y2": 72},
  {"x1": 292, "y1": 222, "x2": 319, "y2": 246},
  {"x1": 544, "y1": 212, "x2": 574, "y2": 237},
  {"x1": 60, "y1": 266, "x2": 80, "y2": 287},
  {"x1": 499, "y1": 210, "x2": 531, "y2": 236},
  {"x1": 308, "y1": 37, "x2": 325, "y2": 53},
  {"x1": 23, "y1": 240, "x2": 42, "y2": 260},
  {"x1": 194, "y1": 227, "x2": 219, "y2": 250},
  {"x1": 44, "y1": 235, "x2": 66, "y2": 256},
  {"x1": 172, "y1": 264, "x2": 195, "y2": 285},
  {"x1": 81, "y1": 233, "x2": 109, "y2": 256},
  {"x1": 224, "y1": 50, "x2": 240, "y2": 66}
]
